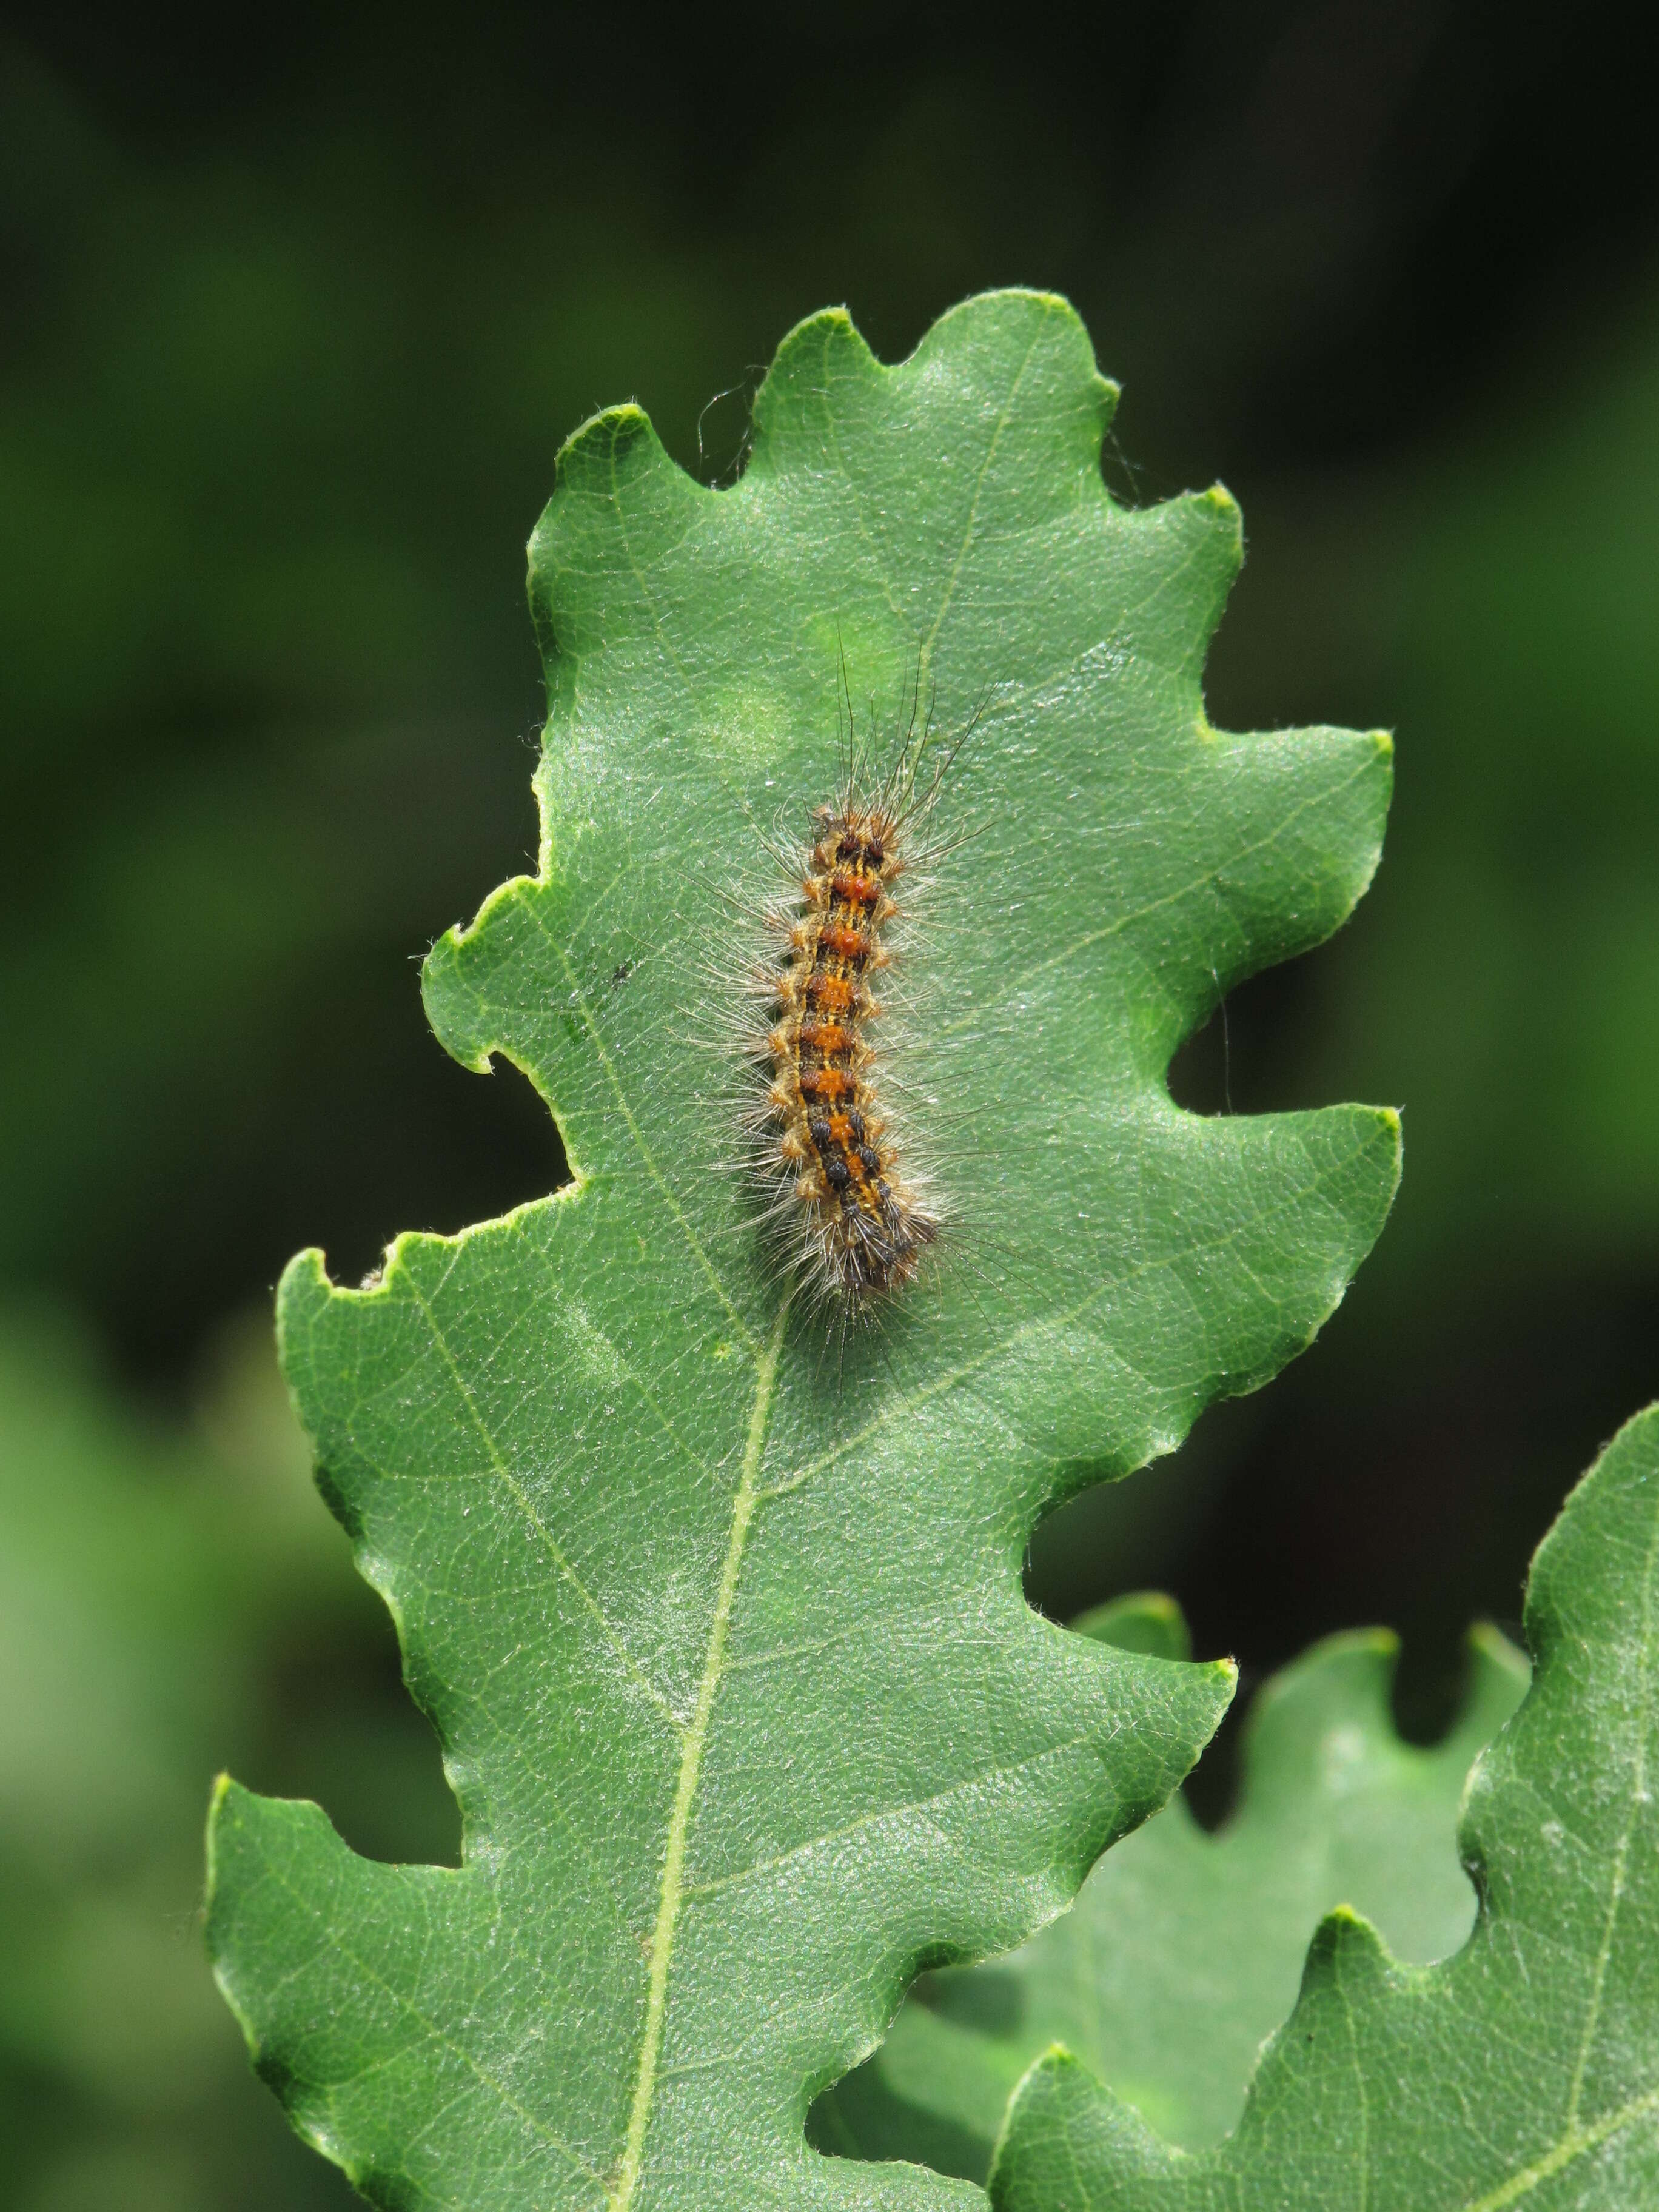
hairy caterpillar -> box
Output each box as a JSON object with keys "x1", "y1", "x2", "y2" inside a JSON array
[{"x1": 744, "y1": 685, "x2": 965, "y2": 1315}]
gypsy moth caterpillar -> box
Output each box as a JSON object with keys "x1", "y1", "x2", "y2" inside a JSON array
[{"x1": 740, "y1": 669, "x2": 972, "y2": 1322}]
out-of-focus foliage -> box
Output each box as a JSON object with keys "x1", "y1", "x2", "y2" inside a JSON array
[
  {"x1": 0, "y1": 1309, "x2": 453, "y2": 2211},
  {"x1": 991, "y1": 1410, "x2": 1659, "y2": 2211},
  {"x1": 816, "y1": 1600, "x2": 1526, "y2": 2179}
]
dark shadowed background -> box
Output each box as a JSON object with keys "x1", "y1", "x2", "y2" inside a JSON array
[{"x1": 3, "y1": 4, "x2": 1657, "y2": 2204}]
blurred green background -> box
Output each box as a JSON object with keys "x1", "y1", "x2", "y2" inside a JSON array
[{"x1": 2, "y1": 4, "x2": 1657, "y2": 2203}]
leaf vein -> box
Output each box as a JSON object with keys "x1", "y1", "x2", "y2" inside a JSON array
[
  {"x1": 681, "y1": 1731, "x2": 1096, "y2": 1905},
  {"x1": 401, "y1": 1273, "x2": 682, "y2": 1731},
  {"x1": 525, "y1": 895, "x2": 759, "y2": 1353},
  {"x1": 941, "y1": 748, "x2": 1381, "y2": 1041},
  {"x1": 255, "y1": 1854, "x2": 608, "y2": 2199},
  {"x1": 774, "y1": 1134, "x2": 1372, "y2": 1493},
  {"x1": 917, "y1": 314, "x2": 1048, "y2": 683}
]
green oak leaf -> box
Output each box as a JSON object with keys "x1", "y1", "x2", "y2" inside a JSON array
[
  {"x1": 816, "y1": 1600, "x2": 1527, "y2": 2180},
  {"x1": 205, "y1": 289, "x2": 1399, "y2": 2212},
  {"x1": 990, "y1": 1406, "x2": 1659, "y2": 2212}
]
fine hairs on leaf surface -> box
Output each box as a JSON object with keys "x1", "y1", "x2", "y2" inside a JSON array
[
  {"x1": 989, "y1": 1408, "x2": 1659, "y2": 2212},
  {"x1": 815, "y1": 1600, "x2": 1529, "y2": 2180},
  {"x1": 204, "y1": 289, "x2": 1399, "y2": 2211}
]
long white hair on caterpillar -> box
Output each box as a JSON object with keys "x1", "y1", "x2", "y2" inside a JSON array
[{"x1": 734, "y1": 655, "x2": 980, "y2": 1335}]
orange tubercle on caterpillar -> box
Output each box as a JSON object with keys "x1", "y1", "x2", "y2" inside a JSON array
[{"x1": 762, "y1": 796, "x2": 940, "y2": 1304}]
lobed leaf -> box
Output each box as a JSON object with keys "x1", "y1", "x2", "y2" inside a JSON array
[
  {"x1": 991, "y1": 1407, "x2": 1659, "y2": 2211},
  {"x1": 819, "y1": 1600, "x2": 1527, "y2": 2178},
  {"x1": 206, "y1": 290, "x2": 1398, "y2": 2211}
]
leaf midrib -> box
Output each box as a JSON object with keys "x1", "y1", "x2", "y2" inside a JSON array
[
  {"x1": 611, "y1": 1296, "x2": 792, "y2": 2212},
  {"x1": 515, "y1": 312, "x2": 1309, "y2": 2208}
]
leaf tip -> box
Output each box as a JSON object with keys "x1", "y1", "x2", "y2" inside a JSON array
[
  {"x1": 555, "y1": 396, "x2": 654, "y2": 465},
  {"x1": 204, "y1": 1771, "x2": 237, "y2": 1873},
  {"x1": 275, "y1": 1246, "x2": 339, "y2": 1349},
  {"x1": 1467, "y1": 1617, "x2": 1532, "y2": 1689},
  {"x1": 1324, "y1": 1901, "x2": 1378, "y2": 1939},
  {"x1": 761, "y1": 301, "x2": 873, "y2": 379},
  {"x1": 1022, "y1": 2039, "x2": 1081, "y2": 2089},
  {"x1": 1197, "y1": 481, "x2": 1244, "y2": 565},
  {"x1": 203, "y1": 1772, "x2": 247, "y2": 1945},
  {"x1": 1070, "y1": 1589, "x2": 1193, "y2": 1662},
  {"x1": 1302, "y1": 1901, "x2": 1393, "y2": 1985},
  {"x1": 539, "y1": 398, "x2": 683, "y2": 527},
  {"x1": 421, "y1": 902, "x2": 512, "y2": 1076},
  {"x1": 749, "y1": 304, "x2": 881, "y2": 452}
]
